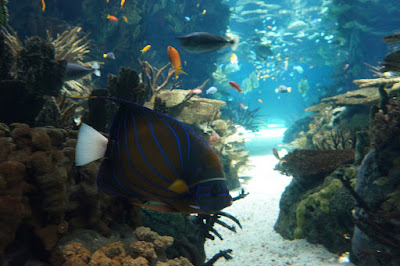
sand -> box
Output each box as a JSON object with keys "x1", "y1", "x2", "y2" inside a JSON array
[{"x1": 204, "y1": 129, "x2": 353, "y2": 265}]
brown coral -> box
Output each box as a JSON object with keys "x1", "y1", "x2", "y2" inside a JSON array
[
  {"x1": 372, "y1": 100, "x2": 400, "y2": 152},
  {"x1": 59, "y1": 227, "x2": 192, "y2": 266},
  {"x1": 275, "y1": 149, "x2": 355, "y2": 184}
]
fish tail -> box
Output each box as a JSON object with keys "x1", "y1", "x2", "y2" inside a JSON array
[
  {"x1": 230, "y1": 35, "x2": 239, "y2": 51},
  {"x1": 176, "y1": 68, "x2": 188, "y2": 76},
  {"x1": 75, "y1": 123, "x2": 108, "y2": 166},
  {"x1": 91, "y1": 62, "x2": 101, "y2": 77},
  {"x1": 239, "y1": 89, "x2": 243, "y2": 94}
]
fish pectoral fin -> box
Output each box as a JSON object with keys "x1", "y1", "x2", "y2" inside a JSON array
[
  {"x1": 168, "y1": 179, "x2": 189, "y2": 194},
  {"x1": 133, "y1": 202, "x2": 177, "y2": 212}
]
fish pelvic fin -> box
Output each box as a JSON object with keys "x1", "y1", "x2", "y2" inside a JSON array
[
  {"x1": 230, "y1": 35, "x2": 240, "y2": 51},
  {"x1": 75, "y1": 123, "x2": 108, "y2": 166},
  {"x1": 168, "y1": 179, "x2": 189, "y2": 194}
]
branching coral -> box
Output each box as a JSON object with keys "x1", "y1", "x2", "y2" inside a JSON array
[
  {"x1": 222, "y1": 101, "x2": 263, "y2": 132},
  {"x1": 139, "y1": 59, "x2": 174, "y2": 94}
]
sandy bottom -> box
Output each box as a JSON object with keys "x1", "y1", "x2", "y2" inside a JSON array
[{"x1": 204, "y1": 130, "x2": 353, "y2": 265}]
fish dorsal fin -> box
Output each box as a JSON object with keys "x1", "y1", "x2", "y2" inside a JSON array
[{"x1": 168, "y1": 179, "x2": 189, "y2": 194}]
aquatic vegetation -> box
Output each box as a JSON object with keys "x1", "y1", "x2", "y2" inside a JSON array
[
  {"x1": 3, "y1": 26, "x2": 95, "y2": 96},
  {"x1": 240, "y1": 71, "x2": 259, "y2": 93},
  {"x1": 211, "y1": 64, "x2": 229, "y2": 87},
  {"x1": 0, "y1": 0, "x2": 7, "y2": 26},
  {"x1": 294, "y1": 179, "x2": 343, "y2": 238},
  {"x1": 222, "y1": 101, "x2": 262, "y2": 132},
  {"x1": 274, "y1": 164, "x2": 356, "y2": 255},
  {"x1": 297, "y1": 78, "x2": 309, "y2": 96}
]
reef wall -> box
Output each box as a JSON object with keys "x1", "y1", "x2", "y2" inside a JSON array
[{"x1": 0, "y1": 122, "x2": 210, "y2": 265}]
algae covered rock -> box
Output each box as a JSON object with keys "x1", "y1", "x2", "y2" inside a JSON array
[
  {"x1": 158, "y1": 89, "x2": 226, "y2": 125},
  {"x1": 274, "y1": 151, "x2": 356, "y2": 255}
]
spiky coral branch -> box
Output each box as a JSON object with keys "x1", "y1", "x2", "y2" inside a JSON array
[
  {"x1": 353, "y1": 77, "x2": 400, "y2": 88},
  {"x1": 47, "y1": 27, "x2": 91, "y2": 62}
]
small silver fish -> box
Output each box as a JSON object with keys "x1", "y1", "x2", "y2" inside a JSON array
[{"x1": 206, "y1": 86, "x2": 218, "y2": 94}]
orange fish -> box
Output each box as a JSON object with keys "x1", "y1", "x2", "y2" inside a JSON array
[
  {"x1": 167, "y1": 46, "x2": 187, "y2": 79},
  {"x1": 202, "y1": 9, "x2": 207, "y2": 15},
  {"x1": 141, "y1": 45, "x2": 151, "y2": 53},
  {"x1": 267, "y1": 26, "x2": 272, "y2": 29},
  {"x1": 121, "y1": 0, "x2": 125, "y2": 8},
  {"x1": 41, "y1": 0, "x2": 46, "y2": 11},
  {"x1": 240, "y1": 103, "x2": 247, "y2": 110},
  {"x1": 122, "y1": 16, "x2": 128, "y2": 23},
  {"x1": 258, "y1": 99, "x2": 263, "y2": 103},
  {"x1": 228, "y1": 81, "x2": 242, "y2": 94},
  {"x1": 107, "y1": 15, "x2": 118, "y2": 22}
]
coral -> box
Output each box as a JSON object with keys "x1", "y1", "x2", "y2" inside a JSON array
[
  {"x1": 297, "y1": 79, "x2": 309, "y2": 95},
  {"x1": 48, "y1": 27, "x2": 95, "y2": 96},
  {"x1": 352, "y1": 148, "x2": 400, "y2": 265},
  {"x1": 108, "y1": 67, "x2": 148, "y2": 105},
  {"x1": 240, "y1": 71, "x2": 259, "y2": 93},
  {"x1": 3, "y1": 26, "x2": 96, "y2": 96},
  {"x1": 0, "y1": 32, "x2": 68, "y2": 126},
  {"x1": 212, "y1": 119, "x2": 228, "y2": 136},
  {"x1": 139, "y1": 59, "x2": 174, "y2": 94},
  {"x1": 222, "y1": 101, "x2": 263, "y2": 132},
  {"x1": 380, "y1": 50, "x2": 400, "y2": 73},
  {"x1": 60, "y1": 227, "x2": 193, "y2": 266},
  {"x1": 156, "y1": 89, "x2": 226, "y2": 125},
  {"x1": 0, "y1": 159, "x2": 31, "y2": 255},
  {"x1": 17, "y1": 36, "x2": 65, "y2": 96},
  {"x1": 274, "y1": 165, "x2": 356, "y2": 255},
  {"x1": 0, "y1": 123, "x2": 137, "y2": 264},
  {"x1": 134, "y1": 226, "x2": 174, "y2": 253},
  {"x1": 0, "y1": 30, "x2": 12, "y2": 80},
  {"x1": 372, "y1": 99, "x2": 400, "y2": 153},
  {"x1": 294, "y1": 179, "x2": 343, "y2": 238},
  {"x1": 275, "y1": 149, "x2": 355, "y2": 187}
]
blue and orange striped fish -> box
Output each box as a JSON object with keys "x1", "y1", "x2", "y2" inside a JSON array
[{"x1": 75, "y1": 97, "x2": 232, "y2": 214}]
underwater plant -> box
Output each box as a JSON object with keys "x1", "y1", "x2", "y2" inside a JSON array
[
  {"x1": 0, "y1": 0, "x2": 7, "y2": 26},
  {"x1": 222, "y1": 101, "x2": 263, "y2": 132},
  {"x1": 3, "y1": 26, "x2": 95, "y2": 96}
]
